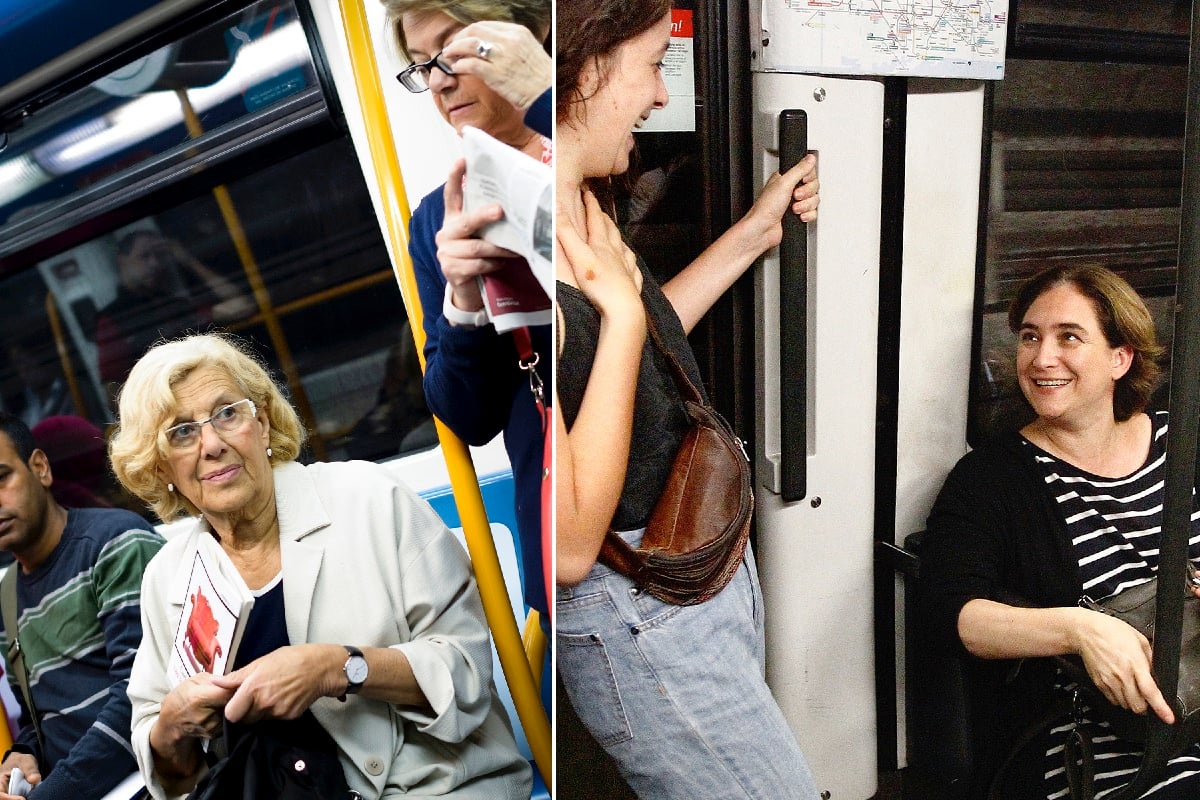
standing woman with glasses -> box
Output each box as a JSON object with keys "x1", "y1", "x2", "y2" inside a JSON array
[
  {"x1": 382, "y1": 0, "x2": 552, "y2": 617},
  {"x1": 109, "y1": 333, "x2": 530, "y2": 799}
]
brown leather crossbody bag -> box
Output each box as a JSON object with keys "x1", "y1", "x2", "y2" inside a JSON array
[{"x1": 598, "y1": 310, "x2": 753, "y2": 606}]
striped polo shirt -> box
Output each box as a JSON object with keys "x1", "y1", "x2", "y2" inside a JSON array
[{"x1": 0, "y1": 507, "x2": 162, "y2": 799}]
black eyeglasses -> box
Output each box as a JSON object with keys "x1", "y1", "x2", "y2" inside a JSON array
[{"x1": 396, "y1": 50, "x2": 455, "y2": 93}]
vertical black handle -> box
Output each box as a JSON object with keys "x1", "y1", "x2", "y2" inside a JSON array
[{"x1": 778, "y1": 109, "x2": 808, "y2": 503}]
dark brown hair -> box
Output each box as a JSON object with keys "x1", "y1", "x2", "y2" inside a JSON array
[
  {"x1": 1008, "y1": 264, "x2": 1165, "y2": 422},
  {"x1": 556, "y1": 0, "x2": 672, "y2": 124}
]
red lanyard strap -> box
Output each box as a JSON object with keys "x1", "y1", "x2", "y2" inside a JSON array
[{"x1": 513, "y1": 326, "x2": 546, "y2": 426}]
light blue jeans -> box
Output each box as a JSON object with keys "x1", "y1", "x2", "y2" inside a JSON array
[{"x1": 556, "y1": 531, "x2": 820, "y2": 799}]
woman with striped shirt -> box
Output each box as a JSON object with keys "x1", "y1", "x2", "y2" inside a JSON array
[{"x1": 922, "y1": 264, "x2": 1200, "y2": 799}]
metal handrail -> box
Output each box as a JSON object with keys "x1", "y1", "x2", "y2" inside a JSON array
[
  {"x1": 336, "y1": 0, "x2": 551, "y2": 787},
  {"x1": 1110, "y1": 4, "x2": 1200, "y2": 797}
]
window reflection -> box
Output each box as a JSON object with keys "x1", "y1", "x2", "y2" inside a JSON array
[
  {"x1": 0, "y1": 1, "x2": 434, "y2": 489},
  {"x1": 0, "y1": 2, "x2": 317, "y2": 237},
  {"x1": 22, "y1": 136, "x2": 433, "y2": 466},
  {"x1": 972, "y1": 55, "x2": 1185, "y2": 441}
]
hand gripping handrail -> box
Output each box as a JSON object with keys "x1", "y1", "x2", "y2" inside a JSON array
[{"x1": 337, "y1": 0, "x2": 551, "y2": 787}]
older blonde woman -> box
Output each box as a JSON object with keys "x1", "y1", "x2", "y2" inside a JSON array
[{"x1": 109, "y1": 333, "x2": 530, "y2": 800}]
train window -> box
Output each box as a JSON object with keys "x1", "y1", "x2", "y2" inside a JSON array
[
  {"x1": 971, "y1": 52, "x2": 1186, "y2": 441},
  {"x1": 0, "y1": 1, "x2": 433, "y2": 475},
  {"x1": 1014, "y1": 0, "x2": 1188, "y2": 37},
  {"x1": 1009, "y1": 1, "x2": 1189, "y2": 61},
  {"x1": 0, "y1": 1, "x2": 324, "y2": 257}
]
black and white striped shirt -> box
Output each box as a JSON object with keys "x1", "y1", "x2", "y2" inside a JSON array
[{"x1": 1029, "y1": 412, "x2": 1200, "y2": 799}]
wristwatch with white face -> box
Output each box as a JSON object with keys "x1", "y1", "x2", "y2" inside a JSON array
[
  {"x1": 341, "y1": 645, "x2": 368, "y2": 699},
  {"x1": 442, "y1": 283, "x2": 489, "y2": 328}
]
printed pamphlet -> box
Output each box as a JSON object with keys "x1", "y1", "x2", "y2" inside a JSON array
[{"x1": 167, "y1": 533, "x2": 254, "y2": 688}]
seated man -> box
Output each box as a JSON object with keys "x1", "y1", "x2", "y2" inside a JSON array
[{"x1": 0, "y1": 412, "x2": 163, "y2": 798}]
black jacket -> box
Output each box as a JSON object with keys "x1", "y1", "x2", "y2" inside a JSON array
[{"x1": 918, "y1": 433, "x2": 1083, "y2": 798}]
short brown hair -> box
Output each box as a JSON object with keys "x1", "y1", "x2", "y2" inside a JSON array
[
  {"x1": 1008, "y1": 264, "x2": 1165, "y2": 422},
  {"x1": 380, "y1": 0, "x2": 550, "y2": 63},
  {"x1": 108, "y1": 333, "x2": 306, "y2": 521}
]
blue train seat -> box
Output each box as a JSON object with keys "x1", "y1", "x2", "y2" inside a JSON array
[{"x1": 395, "y1": 442, "x2": 551, "y2": 800}]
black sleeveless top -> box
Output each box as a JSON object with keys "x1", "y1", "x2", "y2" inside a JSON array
[{"x1": 556, "y1": 263, "x2": 707, "y2": 529}]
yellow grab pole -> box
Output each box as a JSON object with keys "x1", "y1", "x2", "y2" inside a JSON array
[
  {"x1": 337, "y1": 0, "x2": 551, "y2": 787},
  {"x1": 44, "y1": 292, "x2": 88, "y2": 418},
  {"x1": 522, "y1": 610, "x2": 547, "y2": 690},
  {"x1": 175, "y1": 89, "x2": 327, "y2": 460}
]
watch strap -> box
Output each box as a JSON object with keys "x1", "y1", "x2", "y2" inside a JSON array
[
  {"x1": 442, "y1": 283, "x2": 489, "y2": 328},
  {"x1": 339, "y1": 645, "x2": 367, "y2": 702}
]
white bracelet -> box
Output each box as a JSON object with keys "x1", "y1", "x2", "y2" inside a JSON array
[{"x1": 442, "y1": 283, "x2": 489, "y2": 328}]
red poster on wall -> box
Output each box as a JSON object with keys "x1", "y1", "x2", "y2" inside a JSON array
[{"x1": 640, "y1": 9, "x2": 696, "y2": 132}]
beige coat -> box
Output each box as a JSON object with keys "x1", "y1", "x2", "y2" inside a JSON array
[{"x1": 128, "y1": 460, "x2": 531, "y2": 799}]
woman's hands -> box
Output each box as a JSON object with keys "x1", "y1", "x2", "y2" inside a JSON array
[
  {"x1": 556, "y1": 190, "x2": 643, "y2": 322},
  {"x1": 554, "y1": 188, "x2": 648, "y2": 585},
  {"x1": 1074, "y1": 608, "x2": 1175, "y2": 724},
  {"x1": 157, "y1": 673, "x2": 233, "y2": 742},
  {"x1": 149, "y1": 673, "x2": 234, "y2": 782},
  {"x1": 958, "y1": 598, "x2": 1175, "y2": 723},
  {"x1": 661, "y1": 154, "x2": 818, "y2": 333},
  {"x1": 739, "y1": 153, "x2": 820, "y2": 251},
  {"x1": 443, "y1": 21, "x2": 551, "y2": 113},
  {"x1": 212, "y1": 644, "x2": 345, "y2": 724},
  {"x1": 1073, "y1": 568, "x2": 1200, "y2": 724},
  {"x1": 435, "y1": 159, "x2": 522, "y2": 320}
]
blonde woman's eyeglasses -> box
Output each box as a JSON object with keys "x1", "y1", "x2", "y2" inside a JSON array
[{"x1": 165, "y1": 399, "x2": 257, "y2": 450}]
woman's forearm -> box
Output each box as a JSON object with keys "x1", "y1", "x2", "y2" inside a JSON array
[
  {"x1": 556, "y1": 311, "x2": 646, "y2": 585},
  {"x1": 662, "y1": 218, "x2": 763, "y2": 334},
  {"x1": 354, "y1": 646, "x2": 430, "y2": 711},
  {"x1": 957, "y1": 598, "x2": 1089, "y2": 659}
]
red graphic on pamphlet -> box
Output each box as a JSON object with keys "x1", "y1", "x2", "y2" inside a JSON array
[{"x1": 183, "y1": 589, "x2": 223, "y2": 673}]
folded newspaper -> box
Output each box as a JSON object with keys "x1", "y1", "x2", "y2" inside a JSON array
[{"x1": 461, "y1": 126, "x2": 552, "y2": 333}]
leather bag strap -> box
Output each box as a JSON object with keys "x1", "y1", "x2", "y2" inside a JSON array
[
  {"x1": 985, "y1": 692, "x2": 1073, "y2": 800},
  {"x1": 598, "y1": 532, "x2": 647, "y2": 583},
  {"x1": 643, "y1": 306, "x2": 704, "y2": 406},
  {"x1": 2, "y1": 566, "x2": 45, "y2": 757},
  {"x1": 600, "y1": 302, "x2": 696, "y2": 570},
  {"x1": 1064, "y1": 725, "x2": 1096, "y2": 800},
  {"x1": 598, "y1": 301, "x2": 728, "y2": 566},
  {"x1": 598, "y1": 301, "x2": 701, "y2": 561}
]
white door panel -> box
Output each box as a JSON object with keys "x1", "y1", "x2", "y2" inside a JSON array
[
  {"x1": 751, "y1": 70, "x2": 883, "y2": 800},
  {"x1": 891, "y1": 80, "x2": 984, "y2": 766}
]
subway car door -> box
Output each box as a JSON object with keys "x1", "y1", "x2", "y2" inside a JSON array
[{"x1": 748, "y1": 59, "x2": 884, "y2": 800}]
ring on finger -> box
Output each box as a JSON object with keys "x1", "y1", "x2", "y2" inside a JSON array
[{"x1": 476, "y1": 39, "x2": 494, "y2": 59}]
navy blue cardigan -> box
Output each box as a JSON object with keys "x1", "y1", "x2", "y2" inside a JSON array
[{"x1": 408, "y1": 182, "x2": 550, "y2": 615}]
